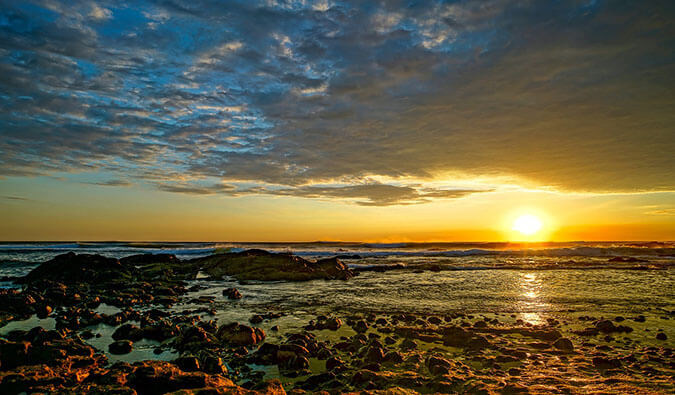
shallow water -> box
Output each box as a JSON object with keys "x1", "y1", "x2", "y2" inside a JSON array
[{"x1": 1, "y1": 242, "x2": 673, "y2": 350}]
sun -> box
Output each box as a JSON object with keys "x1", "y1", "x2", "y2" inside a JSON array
[{"x1": 512, "y1": 214, "x2": 543, "y2": 236}]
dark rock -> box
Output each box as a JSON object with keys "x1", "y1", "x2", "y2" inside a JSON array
[
  {"x1": 656, "y1": 332, "x2": 667, "y2": 341},
  {"x1": 400, "y1": 338, "x2": 418, "y2": 350},
  {"x1": 201, "y1": 355, "x2": 227, "y2": 374},
  {"x1": 194, "y1": 250, "x2": 354, "y2": 281},
  {"x1": 426, "y1": 355, "x2": 452, "y2": 376},
  {"x1": 553, "y1": 337, "x2": 574, "y2": 352},
  {"x1": 174, "y1": 356, "x2": 200, "y2": 372},
  {"x1": 325, "y1": 317, "x2": 342, "y2": 330},
  {"x1": 353, "y1": 320, "x2": 369, "y2": 333},
  {"x1": 592, "y1": 356, "x2": 622, "y2": 370},
  {"x1": 35, "y1": 305, "x2": 53, "y2": 319},
  {"x1": 217, "y1": 323, "x2": 265, "y2": 346},
  {"x1": 109, "y1": 340, "x2": 133, "y2": 355},
  {"x1": 223, "y1": 288, "x2": 242, "y2": 299},
  {"x1": 384, "y1": 351, "x2": 404, "y2": 364},
  {"x1": 279, "y1": 354, "x2": 310, "y2": 372},
  {"x1": 364, "y1": 346, "x2": 385, "y2": 363},
  {"x1": 112, "y1": 324, "x2": 144, "y2": 341},
  {"x1": 249, "y1": 314, "x2": 264, "y2": 324},
  {"x1": 326, "y1": 356, "x2": 344, "y2": 371},
  {"x1": 252, "y1": 343, "x2": 280, "y2": 365},
  {"x1": 120, "y1": 253, "x2": 179, "y2": 266},
  {"x1": 19, "y1": 252, "x2": 131, "y2": 284},
  {"x1": 508, "y1": 368, "x2": 521, "y2": 376}
]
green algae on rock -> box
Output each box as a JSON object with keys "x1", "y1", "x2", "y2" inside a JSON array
[{"x1": 192, "y1": 249, "x2": 354, "y2": 281}]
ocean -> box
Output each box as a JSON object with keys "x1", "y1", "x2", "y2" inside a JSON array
[{"x1": 0, "y1": 241, "x2": 673, "y2": 391}]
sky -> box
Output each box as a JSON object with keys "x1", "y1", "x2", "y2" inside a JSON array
[{"x1": 0, "y1": 0, "x2": 674, "y2": 242}]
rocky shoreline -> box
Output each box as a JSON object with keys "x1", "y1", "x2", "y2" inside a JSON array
[{"x1": 0, "y1": 251, "x2": 673, "y2": 394}]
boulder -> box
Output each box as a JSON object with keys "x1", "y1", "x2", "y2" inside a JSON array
[
  {"x1": 193, "y1": 250, "x2": 353, "y2": 282},
  {"x1": 223, "y1": 288, "x2": 242, "y2": 299},
  {"x1": 19, "y1": 253, "x2": 132, "y2": 284},
  {"x1": 553, "y1": 337, "x2": 574, "y2": 352},
  {"x1": 217, "y1": 323, "x2": 265, "y2": 346},
  {"x1": 109, "y1": 340, "x2": 133, "y2": 355}
]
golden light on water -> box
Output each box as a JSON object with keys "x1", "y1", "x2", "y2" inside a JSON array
[{"x1": 519, "y1": 272, "x2": 546, "y2": 325}]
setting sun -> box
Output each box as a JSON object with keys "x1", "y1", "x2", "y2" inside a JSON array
[{"x1": 512, "y1": 214, "x2": 543, "y2": 236}]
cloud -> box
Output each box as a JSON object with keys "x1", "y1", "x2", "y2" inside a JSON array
[
  {"x1": 0, "y1": 0, "x2": 673, "y2": 205},
  {"x1": 89, "y1": 5, "x2": 112, "y2": 21},
  {"x1": 243, "y1": 183, "x2": 493, "y2": 206},
  {"x1": 646, "y1": 208, "x2": 675, "y2": 216},
  {"x1": 156, "y1": 182, "x2": 235, "y2": 195},
  {"x1": 85, "y1": 179, "x2": 133, "y2": 187},
  {"x1": 1, "y1": 195, "x2": 31, "y2": 201}
]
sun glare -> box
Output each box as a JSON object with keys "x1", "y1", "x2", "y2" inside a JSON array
[{"x1": 512, "y1": 214, "x2": 543, "y2": 236}]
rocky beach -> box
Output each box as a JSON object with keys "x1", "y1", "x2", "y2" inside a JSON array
[{"x1": 0, "y1": 243, "x2": 673, "y2": 394}]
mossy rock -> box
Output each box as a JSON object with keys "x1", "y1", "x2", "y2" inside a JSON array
[{"x1": 192, "y1": 249, "x2": 353, "y2": 282}]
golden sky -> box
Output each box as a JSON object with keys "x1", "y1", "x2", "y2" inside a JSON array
[{"x1": 0, "y1": 1, "x2": 674, "y2": 241}]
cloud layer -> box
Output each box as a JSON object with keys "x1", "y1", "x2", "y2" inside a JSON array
[{"x1": 1, "y1": 0, "x2": 674, "y2": 205}]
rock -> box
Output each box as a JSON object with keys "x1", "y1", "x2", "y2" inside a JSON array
[
  {"x1": 271, "y1": 325, "x2": 280, "y2": 332},
  {"x1": 120, "y1": 253, "x2": 179, "y2": 266},
  {"x1": 252, "y1": 343, "x2": 280, "y2": 365},
  {"x1": 18, "y1": 252, "x2": 131, "y2": 284},
  {"x1": 326, "y1": 356, "x2": 344, "y2": 371},
  {"x1": 195, "y1": 250, "x2": 354, "y2": 282},
  {"x1": 279, "y1": 354, "x2": 310, "y2": 372},
  {"x1": 250, "y1": 314, "x2": 264, "y2": 324},
  {"x1": 325, "y1": 317, "x2": 342, "y2": 330},
  {"x1": 553, "y1": 337, "x2": 574, "y2": 352},
  {"x1": 400, "y1": 338, "x2": 418, "y2": 350},
  {"x1": 353, "y1": 320, "x2": 369, "y2": 333},
  {"x1": 426, "y1": 355, "x2": 452, "y2": 376},
  {"x1": 202, "y1": 355, "x2": 227, "y2": 374},
  {"x1": 35, "y1": 305, "x2": 53, "y2": 319},
  {"x1": 174, "y1": 356, "x2": 200, "y2": 372},
  {"x1": 279, "y1": 344, "x2": 310, "y2": 358},
  {"x1": 297, "y1": 372, "x2": 336, "y2": 391},
  {"x1": 508, "y1": 368, "x2": 521, "y2": 376},
  {"x1": 384, "y1": 351, "x2": 404, "y2": 364},
  {"x1": 0, "y1": 339, "x2": 31, "y2": 369},
  {"x1": 126, "y1": 360, "x2": 234, "y2": 394},
  {"x1": 656, "y1": 332, "x2": 667, "y2": 341},
  {"x1": 503, "y1": 383, "x2": 529, "y2": 394},
  {"x1": 217, "y1": 323, "x2": 265, "y2": 346},
  {"x1": 223, "y1": 288, "x2": 242, "y2": 299},
  {"x1": 113, "y1": 323, "x2": 144, "y2": 341},
  {"x1": 109, "y1": 340, "x2": 133, "y2": 355},
  {"x1": 596, "y1": 320, "x2": 617, "y2": 333},
  {"x1": 364, "y1": 346, "x2": 385, "y2": 363},
  {"x1": 592, "y1": 356, "x2": 622, "y2": 370},
  {"x1": 473, "y1": 320, "x2": 488, "y2": 328}
]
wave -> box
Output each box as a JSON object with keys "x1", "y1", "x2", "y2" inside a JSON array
[{"x1": 0, "y1": 242, "x2": 673, "y2": 262}]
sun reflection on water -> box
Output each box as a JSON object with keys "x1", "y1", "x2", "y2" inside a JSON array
[{"x1": 518, "y1": 272, "x2": 547, "y2": 325}]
